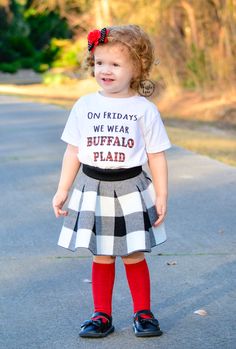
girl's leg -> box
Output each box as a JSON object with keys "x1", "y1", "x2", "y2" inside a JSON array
[
  {"x1": 79, "y1": 255, "x2": 116, "y2": 338},
  {"x1": 122, "y1": 252, "x2": 162, "y2": 337},
  {"x1": 92, "y1": 256, "x2": 116, "y2": 317},
  {"x1": 122, "y1": 252, "x2": 151, "y2": 314}
]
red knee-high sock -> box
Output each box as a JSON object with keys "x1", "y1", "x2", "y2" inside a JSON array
[
  {"x1": 124, "y1": 259, "x2": 151, "y2": 314},
  {"x1": 92, "y1": 261, "x2": 115, "y2": 317}
]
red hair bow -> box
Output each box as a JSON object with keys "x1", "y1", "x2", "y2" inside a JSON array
[{"x1": 88, "y1": 28, "x2": 109, "y2": 52}]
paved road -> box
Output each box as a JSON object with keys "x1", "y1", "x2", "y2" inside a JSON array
[
  {"x1": 0, "y1": 70, "x2": 42, "y2": 85},
  {"x1": 0, "y1": 95, "x2": 235, "y2": 349}
]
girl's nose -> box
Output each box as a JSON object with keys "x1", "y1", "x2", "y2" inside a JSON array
[{"x1": 101, "y1": 64, "x2": 112, "y2": 74}]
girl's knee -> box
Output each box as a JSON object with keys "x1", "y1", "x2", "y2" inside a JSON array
[
  {"x1": 93, "y1": 255, "x2": 116, "y2": 264},
  {"x1": 122, "y1": 252, "x2": 145, "y2": 264}
]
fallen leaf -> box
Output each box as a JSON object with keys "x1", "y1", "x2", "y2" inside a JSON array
[
  {"x1": 194, "y1": 309, "x2": 208, "y2": 316},
  {"x1": 83, "y1": 279, "x2": 92, "y2": 283},
  {"x1": 167, "y1": 261, "x2": 177, "y2": 266}
]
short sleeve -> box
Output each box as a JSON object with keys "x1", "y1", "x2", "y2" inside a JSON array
[
  {"x1": 61, "y1": 99, "x2": 82, "y2": 147},
  {"x1": 140, "y1": 106, "x2": 171, "y2": 153}
]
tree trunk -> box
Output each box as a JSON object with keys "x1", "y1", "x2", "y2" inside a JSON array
[
  {"x1": 181, "y1": 0, "x2": 198, "y2": 46},
  {"x1": 94, "y1": 0, "x2": 112, "y2": 28}
]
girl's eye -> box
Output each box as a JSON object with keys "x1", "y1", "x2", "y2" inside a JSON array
[
  {"x1": 96, "y1": 61, "x2": 102, "y2": 65},
  {"x1": 113, "y1": 63, "x2": 120, "y2": 67}
]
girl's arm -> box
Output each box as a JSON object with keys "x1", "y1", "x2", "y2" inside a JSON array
[
  {"x1": 52, "y1": 144, "x2": 81, "y2": 217},
  {"x1": 147, "y1": 151, "x2": 168, "y2": 227}
]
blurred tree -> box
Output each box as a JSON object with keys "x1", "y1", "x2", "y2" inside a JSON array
[
  {"x1": 26, "y1": 0, "x2": 113, "y2": 34},
  {"x1": 0, "y1": 0, "x2": 235, "y2": 90},
  {"x1": 0, "y1": 0, "x2": 33, "y2": 72},
  {"x1": 0, "y1": 1, "x2": 11, "y2": 30},
  {"x1": 93, "y1": 0, "x2": 112, "y2": 27},
  {"x1": 24, "y1": 9, "x2": 72, "y2": 49},
  {"x1": 149, "y1": 0, "x2": 236, "y2": 90},
  {"x1": 0, "y1": 0, "x2": 10, "y2": 8},
  {"x1": 26, "y1": 0, "x2": 93, "y2": 34}
]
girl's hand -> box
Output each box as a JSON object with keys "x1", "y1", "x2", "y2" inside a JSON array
[
  {"x1": 153, "y1": 196, "x2": 167, "y2": 227},
  {"x1": 52, "y1": 189, "x2": 69, "y2": 218}
]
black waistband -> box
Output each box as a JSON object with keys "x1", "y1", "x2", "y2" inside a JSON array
[{"x1": 82, "y1": 164, "x2": 142, "y2": 181}]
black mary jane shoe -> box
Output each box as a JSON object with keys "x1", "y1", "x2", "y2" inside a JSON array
[
  {"x1": 79, "y1": 312, "x2": 114, "y2": 338},
  {"x1": 133, "y1": 310, "x2": 163, "y2": 337}
]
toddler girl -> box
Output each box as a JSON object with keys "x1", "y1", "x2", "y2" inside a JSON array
[{"x1": 52, "y1": 25, "x2": 171, "y2": 338}]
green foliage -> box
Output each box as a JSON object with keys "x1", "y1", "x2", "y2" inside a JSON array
[
  {"x1": 33, "y1": 63, "x2": 50, "y2": 73},
  {"x1": 0, "y1": 2, "x2": 73, "y2": 74},
  {"x1": 42, "y1": 72, "x2": 73, "y2": 85},
  {"x1": 0, "y1": 43, "x2": 19, "y2": 62},
  {"x1": 0, "y1": 6, "x2": 9, "y2": 31},
  {"x1": 24, "y1": 9, "x2": 72, "y2": 50},
  {"x1": 49, "y1": 39, "x2": 85, "y2": 69},
  {"x1": 0, "y1": 62, "x2": 21, "y2": 73},
  {"x1": 184, "y1": 45, "x2": 208, "y2": 89},
  {"x1": 52, "y1": 49, "x2": 78, "y2": 68},
  {"x1": 9, "y1": 35, "x2": 35, "y2": 56},
  {"x1": 19, "y1": 57, "x2": 36, "y2": 69}
]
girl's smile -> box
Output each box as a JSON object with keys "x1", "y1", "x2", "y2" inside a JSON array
[
  {"x1": 94, "y1": 44, "x2": 135, "y2": 98},
  {"x1": 101, "y1": 78, "x2": 114, "y2": 83}
]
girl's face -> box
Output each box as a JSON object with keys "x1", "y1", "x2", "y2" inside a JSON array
[{"x1": 94, "y1": 44, "x2": 135, "y2": 98}]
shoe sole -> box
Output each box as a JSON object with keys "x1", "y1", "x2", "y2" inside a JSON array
[
  {"x1": 79, "y1": 325, "x2": 115, "y2": 338},
  {"x1": 133, "y1": 324, "x2": 163, "y2": 337}
]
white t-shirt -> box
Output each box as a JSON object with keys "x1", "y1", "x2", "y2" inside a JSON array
[{"x1": 61, "y1": 92, "x2": 171, "y2": 169}]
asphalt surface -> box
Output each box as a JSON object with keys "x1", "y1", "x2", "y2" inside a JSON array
[
  {"x1": 0, "y1": 95, "x2": 235, "y2": 349},
  {"x1": 0, "y1": 70, "x2": 42, "y2": 85}
]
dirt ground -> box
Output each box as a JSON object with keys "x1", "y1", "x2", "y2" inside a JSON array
[{"x1": 157, "y1": 88, "x2": 236, "y2": 127}]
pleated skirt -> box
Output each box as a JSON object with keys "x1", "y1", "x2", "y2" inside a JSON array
[{"x1": 58, "y1": 170, "x2": 166, "y2": 256}]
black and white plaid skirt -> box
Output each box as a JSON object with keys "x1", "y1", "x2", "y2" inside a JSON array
[{"x1": 58, "y1": 165, "x2": 167, "y2": 256}]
